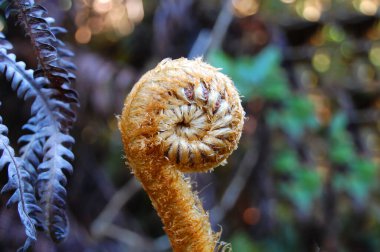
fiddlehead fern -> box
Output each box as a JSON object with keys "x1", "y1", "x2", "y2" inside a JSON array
[{"x1": 119, "y1": 58, "x2": 244, "y2": 251}]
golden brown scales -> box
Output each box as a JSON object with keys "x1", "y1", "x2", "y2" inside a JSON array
[{"x1": 119, "y1": 58, "x2": 244, "y2": 252}]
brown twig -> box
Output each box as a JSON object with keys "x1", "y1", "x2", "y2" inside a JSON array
[
  {"x1": 90, "y1": 178, "x2": 141, "y2": 238},
  {"x1": 211, "y1": 143, "x2": 258, "y2": 223}
]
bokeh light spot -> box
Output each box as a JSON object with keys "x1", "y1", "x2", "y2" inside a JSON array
[
  {"x1": 303, "y1": 5, "x2": 321, "y2": 22},
  {"x1": 126, "y1": 0, "x2": 144, "y2": 23},
  {"x1": 281, "y1": 0, "x2": 295, "y2": 3},
  {"x1": 312, "y1": 51, "x2": 331, "y2": 73},
  {"x1": 356, "y1": 62, "x2": 375, "y2": 83},
  {"x1": 243, "y1": 207, "x2": 261, "y2": 225},
  {"x1": 359, "y1": 0, "x2": 378, "y2": 16},
  {"x1": 232, "y1": 0, "x2": 259, "y2": 17},
  {"x1": 76, "y1": 0, "x2": 145, "y2": 40},
  {"x1": 59, "y1": 0, "x2": 72, "y2": 11},
  {"x1": 75, "y1": 26, "x2": 92, "y2": 44},
  {"x1": 94, "y1": 0, "x2": 113, "y2": 14},
  {"x1": 369, "y1": 45, "x2": 380, "y2": 67},
  {"x1": 328, "y1": 26, "x2": 345, "y2": 42}
]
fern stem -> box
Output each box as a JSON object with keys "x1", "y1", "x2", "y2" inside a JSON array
[{"x1": 6, "y1": 146, "x2": 37, "y2": 239}]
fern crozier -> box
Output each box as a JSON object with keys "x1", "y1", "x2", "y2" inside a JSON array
[{"x1": 119, "y1": 58, "x2": 245, "y2": 252}]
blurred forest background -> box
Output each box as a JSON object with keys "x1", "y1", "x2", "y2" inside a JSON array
[{"x1": 1, "y1": 0, "x2": 380, "y2": 251}]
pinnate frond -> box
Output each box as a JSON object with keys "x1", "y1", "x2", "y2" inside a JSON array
[
  {"x1": 0, "y1": 32, "x2": 77, "y2": 243},
  {"x1": 37, "y1": 128, "x2": 74, "y2": 242},
  {"x1": 0, "y1": 114, "x2": 41, "y2": 252},
  {"x1": 4, "y1": 0, "x2": 79, "y2": 123}
]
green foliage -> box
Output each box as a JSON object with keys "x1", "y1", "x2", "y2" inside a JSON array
[
  {"x1": 209, "y1": 33, "x2": 380, "y2": 250},
  {"x1": 334, "y1": 158, "x2": 377, "y2": 202},
  {"x1": 208, "y1": 45, "x2": 318, "y2": 139},
  {"x1": 274, "y1": 149, "x2": 322, "y2": 213},
  {"x1": 207, "y1": 46, "x2": 290, "y2": 100},
  {"x1": 267, "y1": 96, "x2": 319, "y2": 139},
  {"x1": 230, "y1": 232, "x2": 256, "y2": 252},
  {"x1": 329, "y1": 113, "x2": 356, "y2": 164},
  {"x1": 231, "y1": 225, "x2": 302, "y2": 252},
  {"x1": 273, "y1": 148, "x2": 299, "y2": 173},
  {"x1": 329, "y1": 114, "x2": 379, "y2": 204}
]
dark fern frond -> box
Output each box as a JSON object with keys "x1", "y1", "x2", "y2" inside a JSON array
[
  {"x1": 0, "y1": 32, "x2": 75, "y2": 133},
  {"x1": 5, "y1": 0, "x2": 79, "y2": 123},
  {"x1": 0, "y1": 0, "x2": 78, "y2": 246},
  {"x1": 0, "y1": 35, "x2": 46, "y2": 183},
  {"x1": 49, "y1": 25, "x2": 77, "y2": 80},
  {"x1": 37, "y1": 127, "x2": 74, "y2": 243},
  {"x1": 0, "y1": 114, "x2": 41, "y2": 252},
  {"x1": 18, "y1": 117, "x2": 44, "y2": 181},
  {"x1": 0, "y1": 33, "x2": 76, "y2": 243}
]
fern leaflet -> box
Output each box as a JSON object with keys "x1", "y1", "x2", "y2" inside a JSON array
[{"x1": 0, "y1": 114, "x2": 41, "y2": 252}]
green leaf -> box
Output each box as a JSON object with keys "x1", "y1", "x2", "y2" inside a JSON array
[
  {"x1": 230, "y1": 231, "x2": 257, "y2": 252},
  {"x1": 330, "y1": 141, "x2": 355, "y2": 164},
  {"x1": 267, "y1": 95, "x2": 318, "y2": 139},
  {"x1": 328, "y1": 113, "x2": 356, "y2": 164},
  {"x1": 207, "y1": 46, "x2": 290, "y2": 100},
  {"x1": 286, "y1": 169, "x2": 321, "y2": 213},
  {"x1": 296, "y1": 169, "x2": 321, "y2": 193},
  {"x1": 255, "y1": 73, "x2": 289, "y2": 100},
  {"x1": 333, "y1": 159, "x2": 378, "y2": 204},
  {"x1": 330, "y1": 112, "x2": 348, "y2": 137},
  {"x1": 274, "y1": 149, "x2": 299, "y2": 173},
  {"x1": 354, "y1": 159, "x2": 377, "y2": 182}
]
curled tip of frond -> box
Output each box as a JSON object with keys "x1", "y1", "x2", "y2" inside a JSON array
[
  {"x1": 119, "y1": 58, "x2": 244, "y2": 251},
  {"x1": 120, "y1": 57, "x2": 244, "y2": 173}
]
